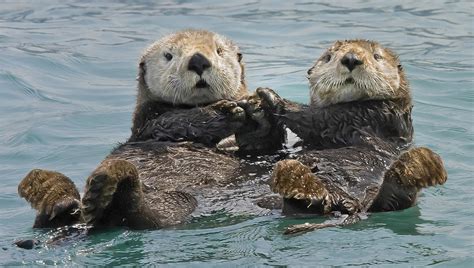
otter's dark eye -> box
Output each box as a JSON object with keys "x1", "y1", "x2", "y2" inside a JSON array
[
  {"x1": 217, "y1": 47, "x2": 223, "y2": 56},
  {"x1": 322, "y1": 54, "x2": 331, "y2": 63},
  {"x1": 164, "y1": 53, "x2": 173, "y2": 61},
  {"x1": 374, "y1": 53, "x2": 382, "y2": 61}
]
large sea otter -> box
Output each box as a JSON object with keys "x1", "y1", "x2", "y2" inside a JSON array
[
  {"x1": 252, "y1": 40, "x2": 447, "y2": 234},
  {"x1": 17, "y1": 29, "x2": 285, "y2": 232}
]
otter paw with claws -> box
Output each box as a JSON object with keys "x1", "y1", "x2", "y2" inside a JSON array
[
  {"x1": 234, "y1": 91, "x2": 286, "y2": 152},
  {"x1": 256, "y1": 87, "x2": 286, "y2": 114},
  {"x1": 211, "y1": 100, "x2": 246, "y2": 122},
  {"x1": 237, "y1": 94, "x2": 270, "y2": 137}
]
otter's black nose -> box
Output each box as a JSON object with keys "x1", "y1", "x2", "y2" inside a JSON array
[
  {"x1": 188, "y1": 53, "x2": 211, "y2": 76},
  {"x1": 341, "y1": 53, "x2": 363, "y2": 72}
]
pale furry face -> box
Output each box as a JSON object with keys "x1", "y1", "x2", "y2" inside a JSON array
[
  {"x1": 140, "y1": 30, "x2": 245, "y2": 105},
  {"x1": 307, "y1": 40, "x2": 406, "y2": 107}
]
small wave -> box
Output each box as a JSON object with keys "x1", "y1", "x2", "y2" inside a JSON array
[{"x1": 3, "y1": 72, "x2": 72, "y2": 105}]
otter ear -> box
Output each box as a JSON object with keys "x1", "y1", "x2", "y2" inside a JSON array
[
  {"x1": 137, "y1": 61, "x2": 146, "y2": 81},
  {"x1": 237, "y1": 52, "x2": 243, "y2": 62},
  {"x1": 397, "y1": 64, "x2": 403, "y2": 71},
  {"x1": 139, "y1": 61, "x2": 146, "y2": 74},
  {"x1": 332, "y1": 41, "x2": 343, "y2": 50}
]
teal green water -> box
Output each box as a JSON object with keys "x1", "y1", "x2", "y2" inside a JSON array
[{"x1": 1, "y1": 1, "x2": 473, "y2": 266}]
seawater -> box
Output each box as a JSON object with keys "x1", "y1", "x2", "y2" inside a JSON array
[{"x1": 0, "y1": 0, "x2": 472, "y2": 266}]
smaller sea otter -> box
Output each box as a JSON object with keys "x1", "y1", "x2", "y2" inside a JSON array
[{"x1": 253, "y1": 40, "x2": 447, "y2": 234}]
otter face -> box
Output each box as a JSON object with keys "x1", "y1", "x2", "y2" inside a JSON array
[
  {"x1": 139, "y1": 29, "x2": 246, "y2": 105},
  {"x1": 307, "y1": 40, "x2": 407, "y2": 107}
]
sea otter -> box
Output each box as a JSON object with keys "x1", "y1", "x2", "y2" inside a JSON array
[
  {"x1": 252, "y1": 40, "x2": 447, "y2": 234},
  {"x1": 18, "y1": 29, "x2": 285, "y2": 231}
]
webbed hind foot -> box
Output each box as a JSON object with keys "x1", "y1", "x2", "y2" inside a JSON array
[
  {"x1": 19, "y1": 169, "x2": 80, "y2": 228},
  {"x1": 370, "y1": 147, "x2": 447, "y2": 212},
  {"x1": 272, "y1": 160, "x2": 331, "y2": 213},
  {"x1": 386, "y1": 147, "x2": 447, "y2": 188},
  {"x1": 81, "y1": 159, "x2": 141, "y2": 227},
  {"x1": 271, "y1": 159, "x2": 359, "y2": 215}
]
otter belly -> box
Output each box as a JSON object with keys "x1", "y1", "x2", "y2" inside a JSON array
[
  {"x1": 109, "y1": 141, "x2": 240, "y2": 191},
  {"x1": 107, "y1": 140, "x2": 277, "y2": 218}
]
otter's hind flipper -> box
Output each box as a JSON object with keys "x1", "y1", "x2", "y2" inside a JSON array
[
  {"x1": 271, "y1": 159, "x2": 360, "y2": 215},
  {"x1": 272, "y1": 160, "x2": 332, "y2": 214},
  {"x1": 283, "y1": 185, "x2": 381, "y2": 235},
  {"x1": 386, "y1": 147, "x2": 447, "y2": 188},
  {"x1": 18, "y1": 169, "x2": 81, "y2": 228},
  {"x1": 81, "y1": 159, "x2": 142, "y2": 227},
  {"x1": 82, "y1": 159, "x2": 198, "y2": 229},
  {"x1": 370, "y1": 147, "x2": 447, "y2": 212}
]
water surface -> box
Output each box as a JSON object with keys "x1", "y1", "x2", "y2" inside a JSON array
[{"x1": 0, "y1": 0, "x2": 473, "y2": 266}]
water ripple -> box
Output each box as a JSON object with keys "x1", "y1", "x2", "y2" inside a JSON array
[
  {"x1": 0, "y1": 0, "x2": 472, "y2": 266},
  {"x1": 3, "y1": 72, "x2": 66, "y2": 104}
]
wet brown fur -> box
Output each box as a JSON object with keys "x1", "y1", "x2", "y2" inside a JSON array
[
  {"x1": 255, "y1": 40, "x2": 447, "y2": 233},
  {"x1": 18, "y1": 30, "x2": 283, "y2": 230}
]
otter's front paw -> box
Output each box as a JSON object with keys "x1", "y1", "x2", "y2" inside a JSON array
[
  {"x1": 237, "y1": 94, "x2": 269, "y2": 137},
  {"x1": 256, "y1": 87, "x2": 286, "y2": 115},
  {"x1": 234, "y1": 90, "x2": 286, "y2": 152},
  {"x1": 211, "y1": 100, "x2": 246, "y2": 122}
]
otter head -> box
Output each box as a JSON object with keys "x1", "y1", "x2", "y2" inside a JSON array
[
  {"x1": 307, "y1": 40, "x2": 409, "y2": 108},
  {"x1": 137, "y1": 29, "x2": 247, "y2": 106}
]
